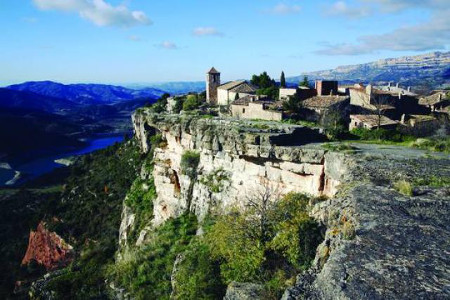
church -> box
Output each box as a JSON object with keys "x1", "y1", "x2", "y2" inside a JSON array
[{"x1": 206, "y1": 67, "x2": 257, "y2": 106}]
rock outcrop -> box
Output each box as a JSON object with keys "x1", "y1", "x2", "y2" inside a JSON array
[
  {"x1": 130, "y1": 110, "x2": 450, "y2": 299},
  {"x1": 132, "y1": 112, "x2": 346, "y2": 226},
  {"x1": 21, "y1": 221, "x2": 74, "y2": 271},
  {"x1": 283, "y1": 145, "x2": 450, "y2": 299}
]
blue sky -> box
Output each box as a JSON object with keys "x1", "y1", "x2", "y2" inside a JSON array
[{"x1": 0, "y1": 0, "x2": 449, "y2": 85}]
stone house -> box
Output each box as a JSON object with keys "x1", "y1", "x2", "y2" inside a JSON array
[
  {"x1": 217, "y1": 80, "x2": 257, "y2": 106},
  {"x1": 302, "y1": 95, "x2": 350, "y2": 115},
  {"x1": 399, "y1": 114, "x2": 444, "y2": 136},
  {"x1": 349, "y1": 114, "x2": 398, "y2": 131},
  {"x1": 419, "y1": 91, "x2": 449, "y2": 113},
  {"x1": 231, "y1": 95, "x2": 283, "y2": 121},
  {"x1": 279, "y1": 88, "x2": 297, "y2": 101}
]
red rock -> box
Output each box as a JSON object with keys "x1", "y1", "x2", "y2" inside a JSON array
[{"x1": 21, "y1": 221, "x2": 74, "y2": 271}]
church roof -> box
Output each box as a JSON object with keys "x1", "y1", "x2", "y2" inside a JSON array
[
  {"x1": 230, "y1": 82, "x2": 257, "y2": 93},
  {"x1": 218, "y1": 80, "x2": 246, "y2": 91},
  {"x1": 207, "y1": 67, "x2": 220, "y2": 74}
]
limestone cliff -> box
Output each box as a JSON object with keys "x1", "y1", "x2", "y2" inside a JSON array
[
  {"x1": 126, "y1": 110, "x2": 450, "y2": 299},
  {"x1": 132, "y1": 111, "x2": 346, "y2": 227}
]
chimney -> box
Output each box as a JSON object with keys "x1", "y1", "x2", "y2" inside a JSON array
[
  {"x1": 400, "y1": 114, "x2": 406, "y2": 124},
  {"x1": 407, "y1": 86, "x2": 411, "y2": 92},
  {"x1": 396, "y1": 83, "x2": 399, "y2": 88},
  {"x1": 388, "y1": 82, "x2": 391, "y2": 87},
  {"x1": 439, "y1": 93, "x2": 442, "y2": 101}
]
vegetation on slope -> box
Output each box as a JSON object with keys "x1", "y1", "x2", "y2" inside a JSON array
[
  {"x1": 111, "y1": 189, "x2": 323, "y2": 299},
  {"x1": 28, "y1": 140, "x2": 146, "y2": 299}
]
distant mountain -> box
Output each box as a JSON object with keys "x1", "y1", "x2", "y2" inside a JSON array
[
  {"x1": 7, "y1": 81, "x2": 166, "y2": 105},
  {"x1": 288, "y1": 51, "x2": 450, "y2": 91},
  {"x1": 0, "y1": 88, "x2": 80, "y2": 114},
  {"x1": 132, "y1": 81, "x2": 205, "y2": 95}
]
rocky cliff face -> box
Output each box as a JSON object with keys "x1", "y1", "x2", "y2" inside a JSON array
[
  {"x1": 283, "y1": 145, "x2": 450, "y2": 299},
  {"x1": 132, "y1": 112, "x2": 347, "y2": 227},
  {"x1": 127, "y1": 110, "x2": 450, "y2": 299},
  {"x1": 21, "y1": 221, "x2": 73, "y2": 271}
]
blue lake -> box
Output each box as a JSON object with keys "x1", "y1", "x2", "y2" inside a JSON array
[{"x1": 0, "y1": 135, "x2": 124, "y2": 186}]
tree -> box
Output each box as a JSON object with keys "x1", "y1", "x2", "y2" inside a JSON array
[
  {"x1": 300, "y1": 76, "x2": 309, "y2": 88},
  {"x1": 372, "y1": 94, "x2": 390, "y2": 130},
  {"x1": 282, "y1": 93, "x2": 302, "y2": 113},
  {"x1": 183, "y1": 94, "x2": 201, "y2": 111},
  {"x1": 280, "y1": 71, "x2": 286, "y2": 88},
  {"x1": 251, "y1": 72, "x2": 276, "y2": 89},
  {"x1": 322, "y1": 110, "x2": 346, "y2": 139}
]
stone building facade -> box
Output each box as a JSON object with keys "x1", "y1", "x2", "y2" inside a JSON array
[
  {"x1": 217, "y1": 81, "x2": 257, "y2": 106},
  {"x1": 231, "y1": 95, "x2": 283, "y2": 121}
]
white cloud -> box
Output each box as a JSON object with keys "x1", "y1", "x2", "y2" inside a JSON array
[
  {"x1": 157, "y1": 41, "x2": 178, "y2": 50},
  {"x1": 318, "y1": 1, "x2": 450, "y2": 55},
  {"x1": 192, "y1": 27, "x2": 224, "y2": 37},
  {"x1": 32, "y1": 0, "x2": 151, "y2": 27},
  {"x1": 263, "y1": 3, "x2": 301, "y2": 15},
  {"x1": 326, "y1": 1, "x2": 370, "y2": 18},
  {"x1": 128, "y1": 35, "x2": 141, "y2": 42}
]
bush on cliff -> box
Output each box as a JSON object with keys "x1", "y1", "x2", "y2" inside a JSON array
[
  {"x1": 206, "y1": 192, "x2": 323, "y2": 297},
  {"x1": 183, "y1": 94, "x2": 202, "y2": 111},
  {"x1": 181, "y1": 150, "x2": 200, "y2": 178}
]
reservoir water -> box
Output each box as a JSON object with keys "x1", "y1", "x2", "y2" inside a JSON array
[{"x1": 0, "y1": 135, "x2": 124, "y2": 186}]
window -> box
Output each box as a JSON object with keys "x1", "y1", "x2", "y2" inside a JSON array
[{"x1": 242, "y1": 108, "x2": 245, "y2": 113}]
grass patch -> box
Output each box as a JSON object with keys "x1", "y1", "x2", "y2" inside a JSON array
[
  {"x1": 413, "y1": 176, "x2": 450, "y2": 188},
  {"x1": 394, "y1": 180, "x2": 413, "y2": 196}
]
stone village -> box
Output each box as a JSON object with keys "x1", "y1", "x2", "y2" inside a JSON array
[{"x1": 164, "y1": 67, "x2": 449, "y2": 137}]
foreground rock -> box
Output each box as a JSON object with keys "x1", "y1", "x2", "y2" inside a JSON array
[
  {"x1": 224, "y1": 282, "x2": 266, "y2": 300},
  {"x1": 284, "y1": 147, "x2": 450, "y2": 299}
]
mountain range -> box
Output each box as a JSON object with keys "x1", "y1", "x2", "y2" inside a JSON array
[
  {"x1": 0, "y1": 82, "x2": 165, "y2": 164},
  {"x1": 288, "y1": 51, "x2": 450, "y2": 91},
  {"x1": 7, "y1": 81, "x2": 167, "y2": 105}
]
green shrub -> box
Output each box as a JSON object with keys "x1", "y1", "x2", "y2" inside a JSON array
[
  {"x1": 181, "y1": 151, "x2": 200, "y2": 178},
  {"x1": 199, "y1": 168, "x2": 230, "y2": 193},
  {"x1": 394, "y1": 180, "x2": 413, "y2": 196},
  {"x1": 173, "y1": 239, "x2": 226, "y2": 299},
  {"x1": 183, "y1": 95, "x2": 202, "y2": 111},
  {"x1": 206, "y1": 193, "x2": 323, "y2": 297}
]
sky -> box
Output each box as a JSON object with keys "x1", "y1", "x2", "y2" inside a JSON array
[{"x1": 0, "y1": 0, "x2": 449, "y2": 85}]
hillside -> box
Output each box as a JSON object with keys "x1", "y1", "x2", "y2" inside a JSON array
[
  {"x1": 7, "y1": 81, "x2": 166, "y2": 105},
  {"x1": 0, "y1": 88, "x2": 80, "y2": 114},
  {"x1": 289, "y1": 51, "x2": 450, "y2": 91}
]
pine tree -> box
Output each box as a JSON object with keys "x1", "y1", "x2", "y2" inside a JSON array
[
  {"x1": 280, "y1": 71, "x2": 286, "y2": 88},
  {"x1": 300, "y1": 76, "x2": 309, "y2": 88}
]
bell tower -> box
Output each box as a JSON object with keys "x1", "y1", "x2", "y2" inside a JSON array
[{"x1": 206, "y1": 67, "x2": 220, "y2": 104}]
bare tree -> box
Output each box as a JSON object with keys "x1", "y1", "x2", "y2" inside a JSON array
[
  {"x1": 371, "y1": 94, "x2": 391, "y2": 129},
  {"x1": 245, "y1": 180, "x2": 280, "y2": 246}
]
